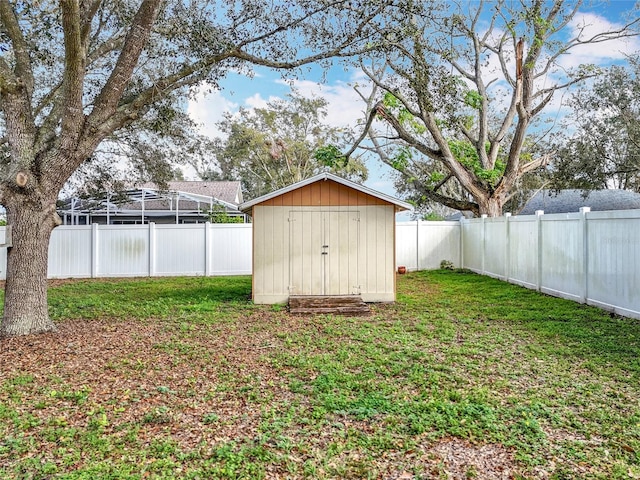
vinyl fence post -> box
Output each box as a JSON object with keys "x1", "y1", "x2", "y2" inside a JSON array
[
  {"x1": 149, "y1": 222, "x2": 156, "y2": 277},
  {"x1": 535, "y1": 210, "x2": 544, "y2": 292},
  {"x1": 91, "y1": 223, "x2": 98, "y2": 278},
  {"x1": 504, "y1": 213, "x2": 512, "y2": 282},
  {"x1": 415, "y1": 219, "x2": 420, "y2": 272},
  {"x1": 205, "y1": 222, "x2": 212, "y2": 276},
  {"x1": 580, "y1": 207, "x2": 591, "y2": 304},
  {"x1": 459, "y1": 217, "x2": 464, "y2": 269},
  {"x1": 481, "y1": 214, "x2": 487, "y2": 275}
]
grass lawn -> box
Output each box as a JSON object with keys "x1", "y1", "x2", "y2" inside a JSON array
[{"x1": 1, "y1": 270, "x2": 639, "y2": 479}]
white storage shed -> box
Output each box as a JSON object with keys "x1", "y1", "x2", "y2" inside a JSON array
[{"x1": 240, "y1": 173, "x2": 412, "y2": 304}]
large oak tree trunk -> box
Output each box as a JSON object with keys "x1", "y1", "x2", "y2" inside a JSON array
[
  {"x1": 1, "y1": 192, "x2": 58, "y2": 336},
  {"x1": 478, "y1": 196, "x2": 504, "y2": 218}
]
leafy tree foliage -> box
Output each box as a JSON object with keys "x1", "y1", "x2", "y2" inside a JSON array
[
  {"x1": 552, "y1": 61, "x2": 640, "y2": 192},
  {"x1": 349, "y1": 0, "x2": 639, "y2": 217},
  {"x1": 206, "y1": 204, "x2": 243, "y2": 223},
  {"x1": 0, "y1": 0, "x2": 404, "y2": 335},
  {"x1": 194, "y1": 92, "x2": 367, "y2": 200}
]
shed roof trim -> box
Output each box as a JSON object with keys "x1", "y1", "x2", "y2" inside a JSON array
[{"x1": 240, "y1": 172, "x2": 413, "y2": 213}]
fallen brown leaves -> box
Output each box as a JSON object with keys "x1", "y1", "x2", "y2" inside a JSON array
[{"x1": 0, "y1": 312, "x2": 523, "y2": 479}]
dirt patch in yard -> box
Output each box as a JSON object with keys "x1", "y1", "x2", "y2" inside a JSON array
[
  {"x1": 377, "y1": 437, "x2": 522, "y2": 480},
  {"x1": 426, "y1": 438, "x2": 517, "y2": 479}
]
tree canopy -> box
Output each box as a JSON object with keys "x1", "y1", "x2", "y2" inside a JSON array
[
  {"x1": 194, "y1": 92, "x2": 367, "y2": 200},
  {"x1": 551, "y1": 60, "x2": 640, "y2": 192},
  {"x1": 0, "y1": 0, "x2": 409, "y2": 336},
  {"x1": 347, "y1": 0, "x2": 640, "y2": 217}
]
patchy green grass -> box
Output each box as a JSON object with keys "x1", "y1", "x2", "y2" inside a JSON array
[
  {"x1": 45, "y1": 275, "x2": 253, "y2": 320},
  {"x1": 1, "y1": 271, "x2": 639, "y2": 479}
]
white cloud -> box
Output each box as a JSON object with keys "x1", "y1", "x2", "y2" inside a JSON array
[
  {"x1": 275, "y1": 71, "x2": 370, "y2": 130},
  {"x1": 244, "y1": 93, "x2": 280, "y2": 109},
  {"x1": 188, "y1": 71, "x2": 372, "y2": 137},
  {"x1": 558, "y1": 12, "x2": 640, "y2": 70},
  {"x1": 185, "y1": 72, "x2": 383, "y2": 184},
  {"x1": 187, "y1": 85, "x2": 238, "y2": 139}
]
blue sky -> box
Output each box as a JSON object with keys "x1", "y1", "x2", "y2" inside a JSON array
[{"x1": 186, "y1": 1, "x2": 640, "y2": 205}]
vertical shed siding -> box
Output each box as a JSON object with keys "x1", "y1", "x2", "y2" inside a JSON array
[
  {"x1": 358, "y1": 205, "x2": 395, "y2": 300},
  {"x1": 289, "y1": 210, "x2": 325, "y2": 295},
  {"x1": 253, "y1": 205, "x2": 291, "y2": 302},
  {"x1": 324, "y1": 211, "x2": 360, "y2": 296},
  {"x1": 252, "y1": 205, "x2": 396, "y2": 303}
]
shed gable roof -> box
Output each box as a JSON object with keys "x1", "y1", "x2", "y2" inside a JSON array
[{"x1": 240, "y1": 173, "x2": 412, "y2": 214}]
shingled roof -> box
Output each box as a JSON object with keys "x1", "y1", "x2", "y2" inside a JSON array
[
  {"x1": 519, "y1": 189, "x2": 640, "y2": 215},
  {"x1": 138, "y1": 181, "x2": 243, "y2": 205}
]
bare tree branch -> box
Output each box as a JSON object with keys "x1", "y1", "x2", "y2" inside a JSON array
[
  {"x1": 369, "y1": 133, "x2": 479, "y2": 215},
  {"x1": 59, "y1": 0, "x2": 87, "y2": 153}
]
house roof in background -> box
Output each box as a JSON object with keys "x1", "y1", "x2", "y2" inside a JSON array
[
  {"x1": 137, "y1": 181, "x2": 243, "y2": 205},
  {"x1": 60, "y1": 181, "x2": 244, "y2": 214},
  {"x1": 519, "y1": 189, "x2": 640, "y2": 215}
]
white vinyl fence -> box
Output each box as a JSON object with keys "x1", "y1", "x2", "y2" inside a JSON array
[
  {"x1": 460, "y1": 208, "x2": 640, "y2": 320},
  {"x1": 0, "y1": 221, "x2": 462, "y2": 280},
  {"x1": 0, "y1": 210, "x2": 638, "y2": 320},
  {"x1": 0, "y1": 223, "x2": 252, "y2": 280},
  {"x1": 395, "y1": 221, "x2": 461, "y2": 271}
]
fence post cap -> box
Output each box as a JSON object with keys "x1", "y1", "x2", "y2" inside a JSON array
[
  {"x1": 535, "y1": 210, "x2": 544, "y2": 216},
  {"x1": 579, "y1": 207, "x2": 591, "y2": 214}
]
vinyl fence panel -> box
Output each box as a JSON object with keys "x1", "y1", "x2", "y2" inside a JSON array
[
  {"x1": 97, "y1": 225, "x2": 150, "y2": 277},
  {"x1": 461, "y1": 208, "x2": 640, "y2": 320},
  {"x1": 461, "y1": 219, "x2": 483, "y2": 273},
  {"x1": 395, "y1": 222, "x2": 419, "y2": 271},
  {"x1": 539, "y1": 213, "x2": 584, "y2": 302},
  {"x1": 586, "y1": 210, "x2": 640, "y2": 318},
  {"x1": 154, "y1": 224, "x2": 206, "y2": 276},
  {"x1": 210, "y1": 224, "x2": 252, "y2": 275},
  {"x1": 483, "y1": 217, "x2": 508, "y2": 279},
  {"x1": 0, "y1": 210, "x2": 638, "y2": 321},
  {"x1": 0, "y1": 223, "x2": 253, "y2": 280},
  {"x1": 507, "y1": 216, "x2": 538, "y2": 289},
  {"x1": 395, "y1": 221, "x2": 460, "y2": 271},
  {"x1": 48, "y1": 225, "x2": 93, "y2": 278},
  {"x1": 418, "y1": 221, "x2": 461, "y2": 270}
]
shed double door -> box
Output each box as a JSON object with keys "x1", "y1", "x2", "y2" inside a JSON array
[{"x1": 289, "y1": 210, "x2": 360, "y2": 296}]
